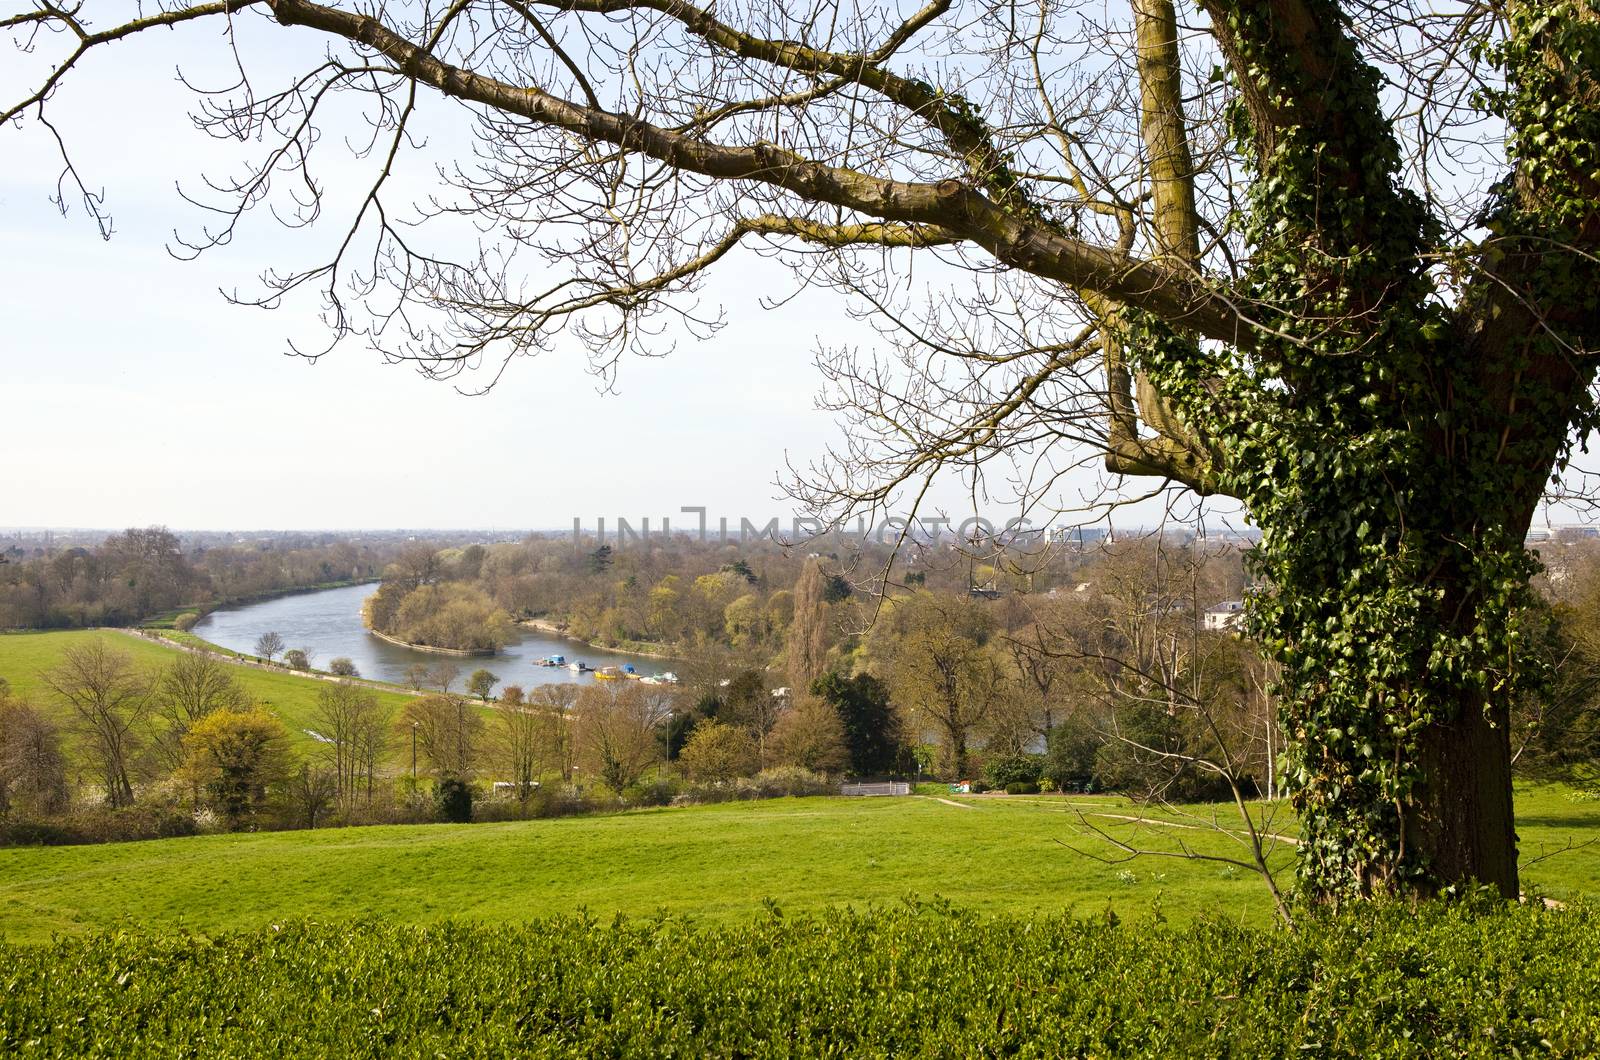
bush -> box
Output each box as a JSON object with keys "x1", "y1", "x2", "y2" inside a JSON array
[
  {"x1": 434, "y1": 779, "x2": 475, "y2": 823},
  {"x1": 984, "y1": 754, "x2": 1044, "y2": 789},
  {"x1": 283, "y1": 649, "x2": 310, "y2": 671},
  {"x1": 1091, "y1": 703, "x2": 1234, "y2": 802},
  {"x1": 3, "y1": 901, "x2": 1597, "y2": 1055},
  {"x1": 0, "y1": 805, "x2": 199, "y2": 847},
  {"x1": 743, "y1": 767, "x2": 832, "y2": 798},
  {"x1": 1044, "y1": 716, "x2": 1102, "y2": 794},
  {"x1": 1004, "y1": 781, "x2": 1041, "y2": 795},
  {"x1": 173, "y1": 612, "x2": 201, "y2": 632},
  {"x1": 621, "y1": 779, "x2": 678, "y2": 807},
  {"x1": 327, "y1": 657, "x2": 359, "y2": 677},
  {"x1": 677, "y1": 768, "x2": 833, "y2": 805}
]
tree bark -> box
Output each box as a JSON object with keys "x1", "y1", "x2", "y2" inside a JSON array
[{"x1": 1409, "y1": 694, "x2": 1518, "y2": 898}]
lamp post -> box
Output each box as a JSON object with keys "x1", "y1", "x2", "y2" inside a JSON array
[{"x1": 663, "y1": 709, "x2": 675, "y2": 783}]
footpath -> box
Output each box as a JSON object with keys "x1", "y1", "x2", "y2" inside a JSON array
[{"x1": 120, "y1": 628, "x2": 429, "y2": 699}]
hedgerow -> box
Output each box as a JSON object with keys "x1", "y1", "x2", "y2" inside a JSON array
[{"x1": 2, "y1": 899, "x2": 1597, "y2": 1057}]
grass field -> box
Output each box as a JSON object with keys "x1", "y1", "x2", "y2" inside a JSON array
[
  {"x1": 0, "y1": 629, "x2": 418, "y2": 751},
  {"x1": 1, "y1": 630, "x2": 1596, "y2": 947},
  {"x1": 1, "y1": 785, "x2": 1594, "y2": 944}
]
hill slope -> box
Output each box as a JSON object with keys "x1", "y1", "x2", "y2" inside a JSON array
[{"x1": 2, "y1": 788, "x2": 1596, "y2": 943}]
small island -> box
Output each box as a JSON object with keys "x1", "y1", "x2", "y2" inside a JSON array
[{"x1": 362, "y1": 548, "x2": 514, "y2": 654}]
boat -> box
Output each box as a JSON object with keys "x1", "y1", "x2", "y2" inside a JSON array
[
  {"x1": 539, "y1": 655, "x2": 566, "y2": 667},
  {"x1": 658, "y1": 671, "x2": 680, "y2": 685},
  {"x1": 567, "y1": 661, "x2": 590, "y2": 673},
  {"x1": 593, "y1": 666, "x2": 623, "y2": 681}
]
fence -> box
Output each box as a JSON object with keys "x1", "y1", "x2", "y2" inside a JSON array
[{"x1": 839, "y1": 781, "x2": 910, "y2": 797}]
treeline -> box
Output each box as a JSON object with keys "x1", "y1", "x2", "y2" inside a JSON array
[
  {"x1": 0, "y1": 645, "x2": 314, "y2": 842},
  {"x1": 387, "y1": 532, "x2": 1080, "y2": 659},
  {"x1": 7, "y1": 532, "x2": 1597, "y2": 848},
  {"x1": 0, "y1": 527, "x2": 398, "y2": 629}
]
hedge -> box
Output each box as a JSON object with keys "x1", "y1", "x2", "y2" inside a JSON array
[{"x1": 3, "y1": 899, "x2": 1597, "y2": 1057}]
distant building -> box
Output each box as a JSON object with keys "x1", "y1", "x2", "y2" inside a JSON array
[
  {"x1": 1203, "y1": 600, "x2": 1246, "y2": 632},
  {"x1": 1051, "y1": 526, "x2": 1110, "y2": 547}
]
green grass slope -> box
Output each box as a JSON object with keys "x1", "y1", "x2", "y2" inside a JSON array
[
  {"x1": 2, "y1": 787, "x2": 1595, "y2": 944},
  {"x1": 0, "y1": 630, "x2": 417, "y2": 750}
]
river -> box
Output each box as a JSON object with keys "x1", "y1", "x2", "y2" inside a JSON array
[{"x1": 191, "y1": 583, "x2": 672, "y2": 689}]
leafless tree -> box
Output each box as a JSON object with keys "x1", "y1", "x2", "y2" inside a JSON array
[
  {"x1": 402, "y1": 693, "x2": 482, "y2": 779},
  {"x1": 494, "y1": 701, "x2": 551, "y2": 803},
  {"x1": 427, "y1": 662, "x2": 461, "y2": 694},
  {"x1": 0, "y1": 696, "x2": 70, "y2": 815},
  {"x1": 42, "y1": 641, "x2": 154, "y2": 807},
  {"x1": 402, "y1": 663, "x2": 431, "y2": 692},
  {"x1": 573, "y1": 682, "x2": 668, "y2": 793},
  {"x1": 530, "y1": 682, "x2": 579, "y2": 781},
  {"x1": 254, "y1": 632, "x2": 286, "y2": 665},
  {"x1": 285, "y1": 761, "x2": 339, "y2": 828},
  {"x1": 312, "y1": 681, "x2": 392, "y2": 812},
  {"x1": 787, "y1": 558, "x2": 832, "y2": 692},
  {"x1": 153, "y1": 652, "x2": 251, "y2": 771}
]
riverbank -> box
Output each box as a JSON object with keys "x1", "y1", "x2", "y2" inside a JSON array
[
  {"x1": 128, "y1": 628, "x2": 430, "y2": 699},
  {"x1": 141, "y1": 578, "x2": 382, "y2": 630},
  {"x1": 519, "y1": 618, "x2": 683, "y2": 661},
  {"x1": 366, "y1": 626, "x2": 497, "y2": 657}
]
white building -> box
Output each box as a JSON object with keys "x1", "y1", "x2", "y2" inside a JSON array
[{"x1": 1203, "y1": 600, "x2": 1245, "y2": 632}]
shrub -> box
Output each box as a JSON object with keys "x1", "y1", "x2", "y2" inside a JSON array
[
  {"x1": 743, "y1": 767, "x2": 832, "y2": 798},
  {"x1": 0, "y1": 805, "x2": 199, "y2": 847},
  {"x1": 1004, "y1": 781, "x2": 1041, "y2": 795},
  {"x1": 172, "y1": 612, "x2": 201, "y2": 632},
  {"x1": 327, "y1": 657, "x2": 359, "y2": 677},
  {"x1": 283, "y1": 649, "x2": 311, "y2": 671},
  {"x1": 621, "y1": 779, "x2": 678, "y2": 807},
  {"x1": 434, "y1": 779, "x2": 475, "y2": 823},
  {"x1": 984, "y1": 753, "x2": 1044, "y2": 789},
  {"x1": 2, "y1": 901, "x2": 1597, "y2": 1055},
  {"x1": 1044, "y1": 716, "x2": 1102, "y2": 793}
]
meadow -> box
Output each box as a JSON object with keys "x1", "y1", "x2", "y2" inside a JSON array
[
  {"x1": 1, "y1": 785, "x2": 1595, "y2": 944},
  {"x1": 2, "y1": 627, "x2": 1597, "y2": 965}
]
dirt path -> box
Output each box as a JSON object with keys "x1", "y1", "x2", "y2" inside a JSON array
[
  {"x1": 916, "y1": 796, "x2": 978, "y2": 810},
  {"x1": 118, "y1": 629, "x2": 429, "y2": 698}
]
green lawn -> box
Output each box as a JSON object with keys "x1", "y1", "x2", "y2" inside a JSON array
[
  {"x1": 0, "y1": 629, "x2": 417, "y2": 751},
  {"x1": 1, "y1": 631, "x2": 1596, "y2": 946},
  {"x1": 1, "y1": 786, "x2": 1594, "y2": 944}
]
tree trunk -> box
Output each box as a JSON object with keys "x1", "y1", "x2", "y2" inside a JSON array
[
  {"x1": 946, "y1": 725, "x2": 969, "y2": 780},
  {"x1": 1409, "y1": 695, "x2": 1518, "y2": 898}
]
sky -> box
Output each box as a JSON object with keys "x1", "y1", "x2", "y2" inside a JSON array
[
  {"x1": 9, "y1": 2, "x2": 1526, "y2": 538},
  {"x1": 0, "y1": 9, "x2": 878, "y2": 531}
]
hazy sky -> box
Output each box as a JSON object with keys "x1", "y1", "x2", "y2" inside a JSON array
[
  {"x1": 0, "y1": 9, "x2": 1262, "y2": 536},
  {"x1": 1, "y1": 15, "x2": 869, "y2": 531}
]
